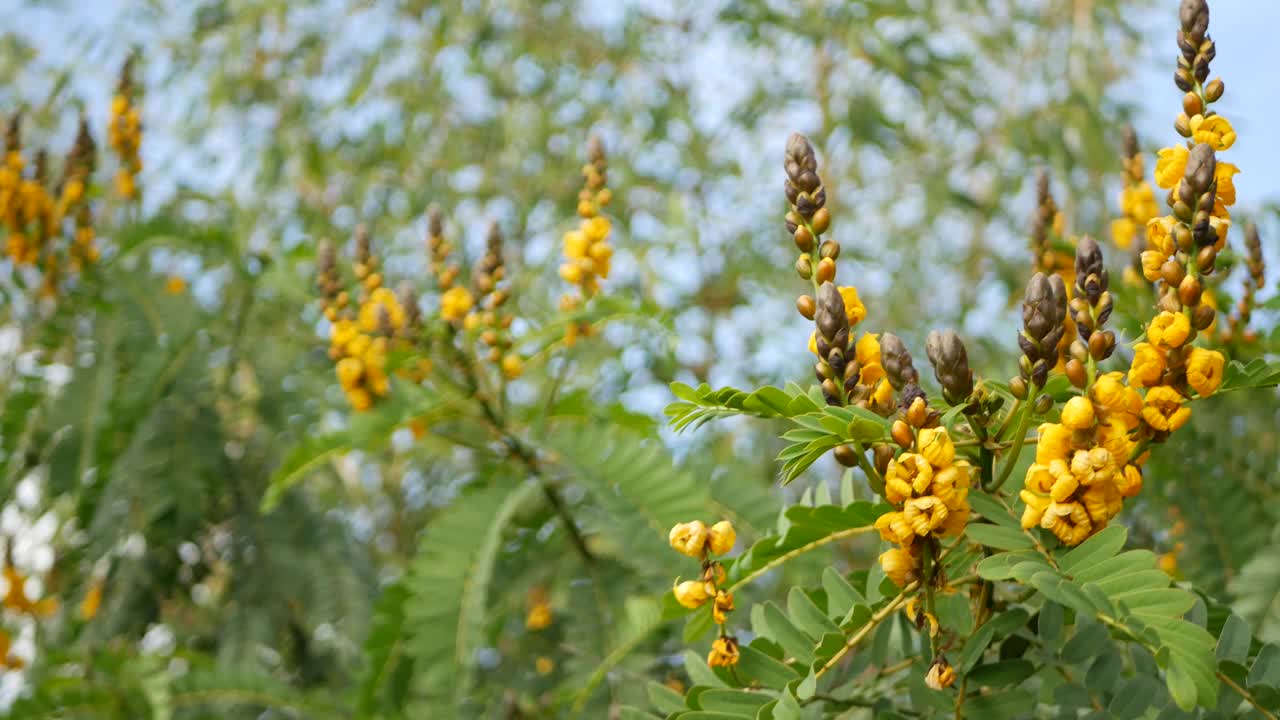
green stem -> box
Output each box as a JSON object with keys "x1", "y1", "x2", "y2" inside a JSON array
[{"x1": 989, "y1": 384, "x2": 1038, "y2": 492}]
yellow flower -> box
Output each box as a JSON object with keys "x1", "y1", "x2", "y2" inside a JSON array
[
  {"x1": 1110, "y1": 217, "x2": 1137, "y2": 249},
  {"x1": 440, "y1": 286, "x2": 474, "y2": 322},
  {"x1": 584, "y1": 215, "x2": 611, "y2": 243},
  {"x1": 1147, "y1": 312, "x2": 1190, "y2": 349},
  {"x1": 838, "y1": 286, "x2": 867, "y2": 327},
  {"x1": 904, "y1": 496, "x2": 949, "y2": 536},
  {"x1": 1060, "y1": 396, "x2": 1095, "y2": 431},
  {"x1": 707, "y1": 520, "x2": 736, "y2": 556},
  {"x1": 1186, "y1": 347, "x2": 1225, "y2": 397},
  {"x1": 879, "y1": 548, "x2": 918, "y2": 587},
  {"x1": 858, "y1": 361, "x2": 886, "y2": 388},
  {"x1": 164, "y1": 275, "x2": 186, "y2": 295},
  {"x1": 1141, "y1": 386, "x2": 1191, "y2": 432},
  {"x1": 1080, "y1": 482, "x2": 1123, "y2": 526},
  {"x1": 1024, "y1": 464, "x2": 1054, "y2": 494},
  {"x1": 1128, "y1": 343, "x2": 1167, "y2": 388},
  {"x1": 884, "y1": 453, "x2": 933, "y2": 504},
  {"x1": 1049, "y1": 467, "x2": 1079, "y2": 503},
  {"x1": 336, "y1": 357, "x2": 364, "y2": 390},
  {"x1": 871, "y1": 378, "x2": 894, "y2": 408},
  {"x1": 939, "y1": 504, "x2": 970, "y2": 537},
  {"x1": 712, "y1": 590, "x2": 734, "y2": 624},
  {"x1": 1146, "y1": 216, "x2": 1176, "y2": 255},
  {"x1": 1154, "y1": 145, "x2": 1189, "y2": 189},
  {"x1": 1116, "y1": 464, "x2": 1143, "y2": 498},
  {"x1": 359, "y1": 287, "x2": 407, "y2": 333},
  {"x1": 1020, "y1": 490, "x2": 1051, "y2": 529},
  {"x1": 925, "y1": 659, "x2": 957, "y2": 690},
  {"x1": 673, "y1": 580, "x2": 710, "y2": 609},
  {"x1": 79, "y1": 580, "x2": 103, "y2": 621},
  {"x1": 1034, "y1": 423, "x2": 1073, "y2": 465},
  {"x1": 1215, "y1": 162, "x2": 1240, "y2": 207},
  {"x1": 347, "y1": 387, "x2": 373, "y2": 411},
  {"x1": 563, "y1": 230, "x2": 589, "y2": 259},
  {"x1": 1091, "y1": 372, "x2": 1143, "y2": 429},
  {"x1": 707, "y1": 636, "x2": 740, "y2": 668},
  {"x1": 875, "y1": 511, "x2": 916, "y2": 545},
  {"x1": 1041, "y1": 501, "x2": 1092, "y2": 546},
  {"x1": 1189, "y1": 114, "x2": 1236, "y2": 151},
  {"x1": 526, "y1": 602, "x2": 553, "y2": 630},
  {"x1": 1140, "y1": 251, "x2": 1166, "y2": 283},
  {"x1": 501, "y1": 354, "x2": 524, "y2": 380},
  {"x1": 668, "y1": 521, "x2": 709, "y2": 558},
  {"x1": 855, "y1": 332, "x2": 881, "y2": 368},
  {"x1": 930, "y1": 462, "x2": 971, "y2": 510},
  {"x1": 1069, "y1": 447, "x2": 1116, "y2": 487},
  {"x1": 917, "y1": 427, "x2": 954, "y2": 469},
  {"x1": 1096, "y1": 419, "x2": 1134, "y2": 465},
  {"x1": 535, "y1": 656, "x2": 555, "y2": 675}
]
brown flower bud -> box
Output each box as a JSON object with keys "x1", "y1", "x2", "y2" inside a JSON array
[
  {"x1": 1161, "y1": 259, "x2": 1186, "y2": 287},
  {"x1": 1159, "y1": 289, "x2": 1184, "y2": 314},
  {"x1": 1009, "y1": 376, "x2": 1028, "y2": 400},
  {"x1": 926, "y1": 329, "x2": 974, "y2": 405},
  {"x1": 1174, "y1": 113, "x2": 1192, "y2": 138},
  {"x1": 1182, "y1": 92, "x2": 1204, "y2": 117},
  {"x1": 891, "y1": 420, "x2": 914, "y2": 450},
  {"x1": 816, "y1": 257, "x2": 836, "y2": 284},
  {"x1": 873, "y1": 444, "x2": 895, "y2": 481},
  {"x1": 819, "y1": 240, "x2": 840, "y2": 260},
  {"x1": 794, "y1": 225, "x2": 814, "y2": 252},
  {"x1": 1204, "y1": 77, "x2": 1224, "y2": 102},
  {"x1": 1034, "y1": 394, "x2": 1053, "y2": 415},
  {"x1": 811, "y1": 207, "x2": 831, "y2": 235},
  {"x1": 796, "y1": 295, "x2": 816, "y2": 320},
  {"x1": 1065, "y1": 358, "x2": 1087, "y2": 389},
  {"x1": 795, "y1": 255, "x2": 813, "y2": 279},
  {"x1": 880, "y1": 333, "x2": 919, "y2": 390},
  {"x1": 833, "y1": 444, "x2": 859, "y2": 468},
  {"x1": 1196, "y1": 245, "x2": 1217, "y2": 274},
  {"x1": 1069, "y1": 339, "x2": 1089, "y2": 364},
  {"x1": 1193, "y1": 303, "x2": 1216, "y2": 330},
  {"x1": 1184, "y1": 143, "x2": 1216, "y2": 195},
  {"x1": 1088, "y1": 331, "x2": 1110, "y2": 360},
  {"x1": 1178, "y1": 275, "x2": 1203, "y2": 306},
  {"x1": 1179, "y1": 0, "x2": 1209, "y2": 40}
]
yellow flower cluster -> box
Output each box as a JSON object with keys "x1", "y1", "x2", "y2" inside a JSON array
[
  {"x1": 321, "y1": 231, "x2": 414, "y2": 412},
  {"x1": 108, "y1": 57, "x2": 142, "y2": 201},
  {"x1": 807, "y1": 299, "x2": 894, "y2": 411},
  {"x1": 3, "y1": 562, "x2": 58, "y2": 618},
  {"x1": 668, "y1": 520, "x2": 740, "y2": 668},
  {"x1": 875, "y1": 421, "x2": 970, "y2": 585},
  {"x1": 1, "y1": 123, "x2": 55, "y2": 268},
  {"x1": 1019, "y1": 385, "x2": 1144, "y2": 546},
  {"x1": 1110, "y1": 131, "x2": 1159, "y2": 251},
  {"x1": 559, "y1": 136, "x2": 612, "y2": 347}
]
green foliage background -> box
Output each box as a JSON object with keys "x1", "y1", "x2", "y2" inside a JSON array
[{"x1": 0, "y1": 0, "x2": 1277, "y2": 718}]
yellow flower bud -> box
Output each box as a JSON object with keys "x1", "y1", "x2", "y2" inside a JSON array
[
  {"x1": 707, "y1": 520, "x2": 736, "y2": 556},
  {"x1": 1060, "y1": 396, "x2": 1095, "y2": 431},
  {"x1": 1185, "y1": 347, "x2": 1224, "y2": 397},
  {"x1": 916, "y1": 427, "x2": 954, "y2": 469},
  {"x1": 672, "y1": 580, "x2": 710, "y2": 609}
]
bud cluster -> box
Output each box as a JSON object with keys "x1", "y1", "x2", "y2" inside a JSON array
[
  {"x1": 1110, "y1": 125, "x2": 1159, "y2": 256},
  {"x1": 107, "y1": 54, "x2": 142, "y2": 201},
  {"x1": 1013, "y1": 272, "x2": 1068, "y2": 397},
  {"x1": 784, "y1": 133, "x2": 837, "y2": 289},
  {"x1": 1225, "y1": 223, "x2": 1265, "y2": 344},
  {"x1": 559, "y1": 135, "x2": 613, "y2": 346},
  {"x1": 465, "y1": 222, "x2": 522, "y2": 379},
  {"x1": 1063, "y1": 238, "x2": 1117, "y2": 388},
  {"x1": 925, "y1": 330, "x2": 974, "y2": 407},
  {"x1": 668, "y1": 520, "x2": 740, "y2": 668}
]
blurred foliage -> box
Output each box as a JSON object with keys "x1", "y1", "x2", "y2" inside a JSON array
[{"x1": 0, "y1": 0, "x2": 1276, "y2": 718}]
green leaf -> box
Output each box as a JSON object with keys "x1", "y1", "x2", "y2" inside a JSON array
[
  {"x1": 695, "y1": 690, "x2": 772, "y2": 714},
  {"x1": 683, "y1": 650, "x2": 729, "y2": 689},
  {"x1": 1107, "y1": 676, "x2": 1159, "y2": 719},
  {"x1": 1220, "y1": 358, "x2": 1280, "y2": 392},
  {"x1": 976, "y1": 550, "x2": 1046, "y2": 580},
  {"x1": 726, "y1": 501, "x2": 885, "y2": 591},
  {"x1": 1058, "y1": 525, "x2": 1127, "y2": 575},
  {"x1": 647, "y1": 682, "x2": 688, "y2": 714},
  {"x1": 760, "y1": 603, "x2": 815, "y2": 665},
  {"x1": 821, "y1": 568, "x2": 865, "y2": 621},
  {"x1": 356, "y1": 583, "x2": 412, "y2": 716},
  {"x1": 958, "y1": 622, "x2": 996, "y2": 673},
  {"x1": 403, "y1": 481, "x2": 538, "y2": 711},
  {"x1": 1061, "y1": 621, "x2": 1109, "y2": 664},
  {"x1": 965, "y1": 524, "x2": 1035, "y2": 551},
  {"x1": 786, "y1": 588, "x2": 839, "y2": 639},
  {"x1": 1215, "y1": 614, "x2": 1250, "y2": 664},
  {"x1": 735, "y1": 644, "x2": 801, "y2": 689},
  {"x1": 966, "y1": 492, "x2": 1020, "y2": 529},
  {"x1": 965, "y1": 659, "x2": 1034, "y2": 688}
]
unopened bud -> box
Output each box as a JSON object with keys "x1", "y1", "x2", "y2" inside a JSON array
[
  {"x1": 906, "y1": 397, "x2": 929, "y2": 428},
  {"x1": 1161, "y1": 259, "x2": 1186, "y2": 287},
  {"x1": 1034, "y1": 394, "x2": 1053, "y2": 415},
  {"x1": 833, "y1": 444, "x2": 859, "y2": 468},
  {"x1": 1069, "y1": 340, "x2": 1088, "y2": 364},
  {"x1": 1182, "y1": 92, "x2": 1204, "y2": 117},
  {"x1": 1178, "y1": 275, "x2": 1203, "y2": 306},
  {"x1": 794, "y1": 225, "x2": 814, "y2": 252},
  {"x1": 1065, "y1": 358, "x2": 1087, "y2": 389},
  {"x1": 1009, "y1": 376, "x2": 1028, "y2": 400},
  {"x1": 1185, "y1": 143, "x2": 1216, "y2": 194},
  {"x1": 795, "y1": 255, "x2": 813, "y2": 279},
  {"x1": 816, "y1": 257, "x2": 836, "y2": 284},
  {"x1": 819, "y1": 240, "x2": 840, "y2": 260},
  {"x1": 891, "y1": 420, "x2": 914, "y2": 450},
  {"x1": 811, "y1": 207, "x2": 831, "y2": 235},
  {"x1": 1159, "y1": 290, "x2": 1184, "y2": 314},
  {"x1": 1195, "y1": 245, "x2": 1217, "y2": 273},
  {"x1": 1204, "y1": 77, "x2": 1224, "y2": 102},
  {"x1": 796, "y1": 295, "x2": 816, "y2": 320},
  {"x1": 1193, "y1": 303, "x2": 1216, "y2": 330},
  {"x1": 1174, "y1": 113, "x2": 1192, "y2": 138},
  {"x1": 1088, "y1": 331, "x2": 1109, "y2": 360}
]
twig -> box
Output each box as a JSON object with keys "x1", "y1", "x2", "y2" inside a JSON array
[{"x1": 816, "y1": 584, "x2": 917, "y2": 679}]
